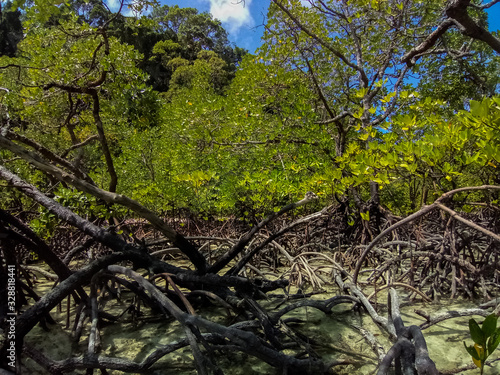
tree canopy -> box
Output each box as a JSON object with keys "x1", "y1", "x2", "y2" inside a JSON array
[
  {"x1": 1, "y1": 0, "x2": 500, "y2": 374},
  {"x1": 0, "y1": 0, "x2": 499, "y2": 228}
]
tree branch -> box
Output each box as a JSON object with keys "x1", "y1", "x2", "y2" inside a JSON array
[
  {"x1": 60, "y1": 135, "x2": 99, "y2": 158},
  {"x1": 481, "y1": 0, "x2": 500, "y2": 9},
  {"x1": 401, "y1": 19, "x2": 456, "y2": 66},
  {"x1": 6, "y1": 130, "x2": 95, "y2": 185},
  {"x1": 0, "y1": 142, "x2": 208, "y2": 273},
  {"x1": 446, "y1": 0, "x2": 500, "y2": 53},
  {"x1": 271, "y1": 0, "x2": 369, "y2": 86},
  {"x1": 207, "y1": 192, "x2": 318, "y2": 274}
]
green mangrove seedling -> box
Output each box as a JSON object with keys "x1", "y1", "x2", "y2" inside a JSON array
[{"x1": 463, "y1": 314, "x2": 500, "y2": 374}]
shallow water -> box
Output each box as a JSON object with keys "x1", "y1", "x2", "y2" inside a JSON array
[{"x1": 10, "y1": 268, "x2": 500, "y2": 375}]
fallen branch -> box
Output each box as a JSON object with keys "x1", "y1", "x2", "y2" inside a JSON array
[{"x1": 366, "y1": 282, "x2": 432, "y2": 303}]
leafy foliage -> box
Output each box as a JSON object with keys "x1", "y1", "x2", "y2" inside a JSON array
[
  {"x1": 1, "y1": 0, "x2": 500, "y2": 225},
  {"x1": 464, "y1": 314, "x2": 500, "y2": 374},
  {"x1": 30, "y1": 187, "x2": 127, "y2": 239},
  {"x1": 2, "y1": 3, "x2": 500, "y2": 373}
]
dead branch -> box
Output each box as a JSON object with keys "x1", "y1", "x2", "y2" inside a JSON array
[{"x1": 367, "y1": 282, "x2": 432, "y2": 303}]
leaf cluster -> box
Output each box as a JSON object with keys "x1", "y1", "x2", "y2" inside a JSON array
[{"x1": 464, "y1": 314, "x2": 500, "y2": 374}]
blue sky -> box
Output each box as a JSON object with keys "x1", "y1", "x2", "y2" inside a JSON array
[
  {"x1": 152, "y1": 1, "x2": 500, "y2": 55},
  {"x1": 157, "y1": 0, "x2": 269, "y2": 53}
]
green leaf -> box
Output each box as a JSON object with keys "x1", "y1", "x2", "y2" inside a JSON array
[
  {"x1": 482, "y1": 314, "x2": 498, "y2": 337},
  {"x1": 360, "y1": 211, "x2": 370, "y2": 221},
  {"x1": 469, "y1": 319, "x2": 485, "y2": 346},
  {"x1": 359, "y1": 132, "x2": 369, "y2": 141},
  {"x1": 470, "y1": 100, "x2": 488, "y2": 118},
  {"x1": 464, "y1": 342, "x2": 481, "y2": 360},
  {"x1": 488, "y1": 329, "x2": 500, "y2": 355}
]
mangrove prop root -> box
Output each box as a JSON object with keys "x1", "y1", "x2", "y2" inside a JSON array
[{"x1": 353, "y1": 185, "x2": 500, "y2": 285}]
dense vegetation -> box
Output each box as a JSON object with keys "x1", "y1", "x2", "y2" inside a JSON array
[
  {"x1": 1, "y1": 0, "x2": 500, "y2": 374},
  {"x1": 1, "y1": 0, "x2": 500, "y2": 219}
]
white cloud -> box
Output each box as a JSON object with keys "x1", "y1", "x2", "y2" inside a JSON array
[
  {"x1": 105, "y1": 0, "x2": 135, "y2": 17},
  {"x1": 106, "y1": 0, "x2": 120, "y2": 11},
  {"x1": 204, "y1": 0, "x2": 254, "y2": 34}
]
